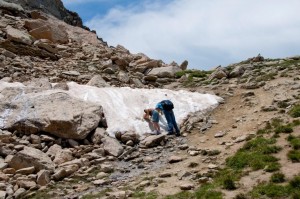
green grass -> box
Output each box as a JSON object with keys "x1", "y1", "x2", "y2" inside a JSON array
[
  {"x1": 175, "y1": 70, "x2": 210, "y2": 78},
  {"x1": 289, "y1": 105, "x2": 300, "y2": 118},
  {"x1": 164, "y1": 184, "x2": 222, "y2": 199},
  {"x1": 256, "y1": 72, "x2": 277, "y2": 82},
  {"x1": 288, "y1": 150, "x2": 300, "y2": 162},
  {"x1": 274, "y1": 125, "x2": 293, "y2": 134},
  {"x1": 226, "y1": 137, "x2": 281, "y2": 171},
  {"x1": 132, "y1": 190, "x2": 158, "y2": 199},
  {"x1": 251, "y1": 183, "x2": 290, "y2": 198},
  {"x1": 81, "y1": 189, "x2": 111, "y2": 199},
  {"x1": 290, "y1": 137, "x2": 300, "y2": 150},
  {"x1": 250, "y1": 175, "x2": 300, "y2": 198},
  {"x1": 214, "y1": 169, "x2": 241, "y2": 190},
  {"x1": 270, "y1": 172, "x2": 285, "y2": 183},
  {"x1": 194, "y1": 184, "x2": 223, "y2": 199}
]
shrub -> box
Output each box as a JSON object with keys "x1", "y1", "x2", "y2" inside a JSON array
[
  {"x1": 251, "y1": 183, "x2": 290, "y2": 198},
  {"x1": 274, "y1": 125, "x2": 293, "y2": 134},
  {"x1": 288, "y1": 150, "x2": 300, "y2": 162},
  {"x1": 222, "y1": 178, "x2": 236, "y2": 190},
  {"x1": 270, "y1": 172, "x2": 285, "y2": 183},
  {"x1": 291, "y1": 138, "x2": 300, "y2": 150},
  {"x1": 289, "y1": 105, "x2": 300, "y2": 118},
  {"x1": 290, "y1": 176, "x2": 300, "y2": 189},
  {"x1": 194, "y1": 184, "x2": 223, "y2": 199}
]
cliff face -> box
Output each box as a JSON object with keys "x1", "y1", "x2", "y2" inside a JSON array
[{"x1": 8, "y1": 0, "x2": 84, "y2": 27}]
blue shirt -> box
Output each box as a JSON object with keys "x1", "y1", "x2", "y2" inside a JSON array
[{"x1": 151, "y1": 110, "x2": 159, "y2": 123}]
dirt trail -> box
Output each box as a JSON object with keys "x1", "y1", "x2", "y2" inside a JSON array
[{"x1": 134, "y1": 74, "x2": 300, "y2": 198}]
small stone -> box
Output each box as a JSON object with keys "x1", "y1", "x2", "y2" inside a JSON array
[
  {"x1": 139, "y1": 180, "x2": 150, "y2": 187},
  {"x1": 180, "y1": 183, "x2": 194, "y2": 190},
  {"x1": 3, "y1": 168, "x2": 15, "y2": 174},
  {"x1": 17, "y1": 180, "x2": 36, "y2": 190},
  {"x1": 168, "y1": 156, "x2": 183, "y2": 163},
  {"x1": 208, "y1": 164, "x2": 219, "y2": 170},
  {"x1": 159, "y1": 172, "x2": 172, "y2": 178},
  {"x1": 93, "y1": 179, "x2": 109, "y2": 186},
  {"x1": 178, "y1": 144, "x2": 189, "y2": 150},
  {"x1": 214, "y1": 131, "x2": 226, "y2": 138},
  {"x1": 235, "y1": 135, "x2": 247, "y2": 143},
  {"x1": 37, "y1": 170, "x2": 50, "y2": 186},
  {"x1": 96, "y1": 172, "x2": 109, "y2": 179},
  {"x1": 16, "y1": 167, "x2": 35, "y2": 175},
  {"x1": 188, "y1": 151, "x2": 200, "y2": 156},
  {"x1": 13, "y1": 188, "x2": 26, "y2": 199}
]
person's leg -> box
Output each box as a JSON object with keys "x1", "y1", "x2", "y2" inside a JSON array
[
  {"x1": 163, "y1": 110, "x2": 174, "y2": 134},
  {"x1": 170, "y1": 111, "x2": 180, "y2": 135}
]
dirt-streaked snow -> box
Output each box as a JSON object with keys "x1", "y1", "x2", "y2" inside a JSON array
[{"x1": 67, "y1": 82, "x2": 222, "y2": 136}]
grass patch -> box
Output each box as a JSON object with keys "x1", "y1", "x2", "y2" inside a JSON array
[
  {"x1": 289, "y1": 104, "x2": 300, "y2": 118},
  {"x1": 289, "y1": 136, "x2": 300, "y2": 150},
  {"x1": 226, "y1": 137, "x2": 281, "y2": 171},
  {"x1": 251, "y1": 183, "x2": 290, "y2": 198},
  {"x1": 175, "y1": 70, "x2": 210, "y2": 79},
  {"x1": 256, "y1": 72, "x2": 277, "y2": 82},
  {"x1": 194, "y1": 184, "x2": 223, "y2": 199},
  {"x1": 270, "y1": 172, "x2": 285, "y2": 183},
  {"x1": 274, "y1": 125, "x2": 293, "y2": 134},
  {"x1": 132, "y1": 190, "x2": 158, "y2": 199},
  {"x1": 81, "y1": 189, "x2": 111, "y2": 199},
  {"x1": 214, "y1": 169, "x2": 241, "y2": 190},
  {"x1": 287, "y1": 150, "x2": 300, "y2": 162},
  {"x1": 250, "y1": 175, "x2": 300, "y2": 198}
]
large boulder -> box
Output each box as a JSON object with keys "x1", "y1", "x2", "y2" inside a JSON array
[
  {"x1": 5, "y1": 26, "x2": 33, "y2": 45},
  {"x1": 102, "y1": 135, "x2": 124, "y2": 157},
  {"x1": 7, "y1": 146, "x2": 55, "y2": 171},
  {"x1": 28, "y1": 24, "x2": 69, "y2": 44},
  {"x1": 87, "y1": 75, "x2": 110, "y2": 88},
  {"x1": 0, "y1": 0, "x2": 24, "y2": 13},
  {"x1": 140, "y1": 134, "x2": 166, "y2": 148},
  {"x1": 0, "y1": 89, "x2": 103, "y2": 139},
  {"x1": 147, "y1": 66, "x2": 181, "y2": 78}
]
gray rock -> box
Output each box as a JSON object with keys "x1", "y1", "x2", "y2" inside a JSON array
[
  {"x1": 7, "y1": 146, "x2": 55, "y2": 171},
  {"x1": 0, "y1": 190, "x2": 5, "y2": 199},
  {"x1": 0, "y1": 0, "x2": 24, "y2": 12},
  {"x1": 5, "y1": 26, "x2": 32, "y2": 45},
  {"x1": 0, "y1": 90, "x2": 103, "y2": 139},
  {"x1": 87, "y1": 75, "x2": 110, "y2": 88},
  {"x1": 147, "y1": 66, "x2": 181, "y2": 78},
  {"x1": 16, "y1": 166, "x2": 35, "y2": 175},
  {"x1": 140, "y1": 134, "x2": 166, "y2": 148},
  {"x1": 102, "y1": 135, "x2": 124, "y2": 157},
  {"x1": 91, "y1": 128, "x2": 106, "y2": 144},
  {"x1": 168, "y1": 155, "x2": 183, "y2": 163},
  {"x1": 37, "y1": 170, "x2": 50, "y2": 186},
  {"x1": 180, "y1": 60, "x2": 188, "y2": 70},
  {"x1": 13, "y1": 188, "x2": 26, "y2": 199}
]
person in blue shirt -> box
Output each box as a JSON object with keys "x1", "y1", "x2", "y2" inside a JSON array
[
  {"x1": 143, "y1": 108, "x2": 161, "y2": 134},
  {"x1": 156, "y1": 101, "x2": 180, "y2": 136}
]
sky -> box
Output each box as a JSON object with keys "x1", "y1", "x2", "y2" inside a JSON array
[{"x1": 62, "y1": 0, "x2": 300, "y2": 70}]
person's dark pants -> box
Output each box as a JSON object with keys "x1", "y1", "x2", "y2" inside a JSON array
[{"x1": 163, "y1": 110, "x2": 180, "y2": 135}]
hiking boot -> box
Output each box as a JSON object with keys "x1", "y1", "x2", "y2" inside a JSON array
[{"x1": 167, "y1": 132, "x2": 174, "y2": 135}]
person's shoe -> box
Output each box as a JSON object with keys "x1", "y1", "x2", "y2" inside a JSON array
[
  {"x1": 175, "y1": 133, "x2": 180, "y2": 137},
  {"x1": 167, "y1": 132, "x2": 174, "y2": 135}
]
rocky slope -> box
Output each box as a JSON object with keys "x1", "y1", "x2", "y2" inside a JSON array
[{"x1": 0, "y1": 1, "x2": 300, "y2": 199}]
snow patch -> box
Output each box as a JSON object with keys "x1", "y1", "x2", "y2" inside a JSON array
[{"x1": 67, "y1": 82, "x2": 222, "y2": 136}]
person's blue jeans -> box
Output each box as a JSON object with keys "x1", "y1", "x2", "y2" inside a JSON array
[{"x1": 163, "y1": 110, "x2": 180, "y2": 134}]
